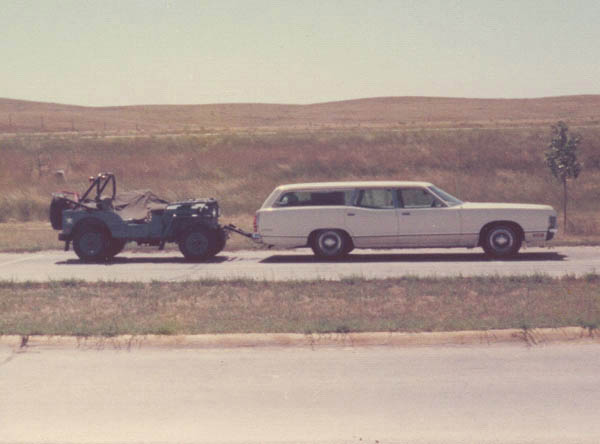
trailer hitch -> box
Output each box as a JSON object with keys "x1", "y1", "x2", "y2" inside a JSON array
[{"x1": 223, "y1": 224, "x2": 260, "y2": 240}]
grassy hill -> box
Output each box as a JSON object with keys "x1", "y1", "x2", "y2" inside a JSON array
[
  {"x1": 1, "y1": 95, "x2": 600, "y2": 133},
  {"x1": 0, "y1": 95, "x2": 598, "y2": 240}
]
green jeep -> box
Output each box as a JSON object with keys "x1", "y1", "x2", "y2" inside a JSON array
[{"x1": 50, "y1": 173, "x2": 227, "y2": 262}]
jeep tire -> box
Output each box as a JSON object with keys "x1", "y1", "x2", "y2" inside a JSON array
[
  {"x1": 207, "y1": 228, "x2": 227, "y2": 257},
  {"x1": 178, "y1": 226, "x2": 217, "y2": 261},
  {"x1": 108, "y1": 238, "x2": 127, "y2": 258},
  {"x1": 73, "y1": 224, "x2": 110, "y2": 262}
]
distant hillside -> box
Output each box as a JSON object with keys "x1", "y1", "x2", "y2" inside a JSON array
[{"x1": 1, "y1": 95, "x2": 599, "y2": 133}]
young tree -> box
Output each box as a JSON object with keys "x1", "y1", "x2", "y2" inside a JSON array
[{"x1": 544, "y1": 121, "x2": 582, "y2": 232}]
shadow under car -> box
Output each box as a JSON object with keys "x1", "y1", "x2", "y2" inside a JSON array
[
  {"x1": 56, "y1": 255, "x2": 231, "y2": 265},
  {"x1": 260, "y1": 251, "x2": 566, "y2": 264}
]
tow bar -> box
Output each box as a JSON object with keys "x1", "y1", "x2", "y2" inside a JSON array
[{"x1": 223, "y1": 224, "x2": 261, "y2": 240}]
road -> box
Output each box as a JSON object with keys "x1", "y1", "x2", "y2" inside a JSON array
[
  {"x1": 1, "y1": 342, "x2": 599, "y2": 444},
  {"x1": 0, "y1": 246, "x2": 598, "y2": 281}
]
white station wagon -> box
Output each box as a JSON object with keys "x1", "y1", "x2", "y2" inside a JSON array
[{"x1": 254, "y1": 181, "x2": 558, "y2": 258}]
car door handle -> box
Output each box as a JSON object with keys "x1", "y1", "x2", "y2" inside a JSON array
[
  {"x1": 401, "y1": 212, "x2": 411, "y2": 216},
  {"x1": 347, "y1": 212, "x2": 355, "y2": 216}
]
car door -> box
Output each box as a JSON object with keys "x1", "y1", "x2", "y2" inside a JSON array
[
  {"x1": 344, "y1": 188, "x2": 400, "y2": 248},
  {"x1": 396, "y1": 187, "x2": 462, "y2": 247}
]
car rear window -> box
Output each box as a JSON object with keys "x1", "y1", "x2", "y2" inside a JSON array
[{"x1": 275, "y1": 190, "x2": 353, "y2": 207}]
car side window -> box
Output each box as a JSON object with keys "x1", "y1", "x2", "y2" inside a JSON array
[
  {"x1": 276, "y1": 190, "x2": 353, "y2": 207},
  {"x1": 398, "y1": 188, "x2": 444, "y2": 208},
  {"x1": 356, "y1": 189, "x2": 395, "y2": 209}
]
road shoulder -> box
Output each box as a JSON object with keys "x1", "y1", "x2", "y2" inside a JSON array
[{"x1": 2, "y1": 327, "x2": 599, "y2": 351}]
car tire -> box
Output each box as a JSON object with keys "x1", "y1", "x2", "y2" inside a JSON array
[
  {"x1": 311, "y1": 229, "x2": 348, "y2": 259},
  {"x1": 72, "y1": 224, "x2": 110, "y2": 262},
  {"x1": 482, "y1": 224, "x2": 522, "y2": 258},
  {"x1": 178, "y1": 226, "x2": 217, "y2": 261}
]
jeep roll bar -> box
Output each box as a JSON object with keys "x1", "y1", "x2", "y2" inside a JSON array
[{"x1": 79, "y1": 172, "x2": 116, "y2": 203}]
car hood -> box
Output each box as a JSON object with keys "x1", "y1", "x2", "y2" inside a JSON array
[{"x1": 459, "y1": 202, "x2": 555, "y2": 211}]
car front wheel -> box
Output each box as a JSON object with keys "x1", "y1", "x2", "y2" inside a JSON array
[
  {"x1": 482, "y1": 225, "x2": 521, "y2": 258},
  {"x1": 311, "y1": 230, "x2": 348, "y2": 259}
]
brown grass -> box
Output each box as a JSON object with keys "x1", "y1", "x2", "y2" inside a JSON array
[
  {"x1": 1, "y1": 276, "x2": 599, "y2": 336},
  {"x1": 0, "y1": 222, "x2": 61, "y2": 252},
  {"x1": 2, "y1": 95, "x2": 600, "y2": 133},
  {"x1": 2, "y1": 126, "x2": 600, "y2": 231}
]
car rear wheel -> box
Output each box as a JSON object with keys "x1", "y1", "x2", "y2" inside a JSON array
[
  {"x1": 311, "y1": 229, "x2": 348, "y2": 259},
  {"x1": 73, "y1": 224, "x2": 110, "y2": 262},
  {"x1": 482, "y1": 224, "x2": 521, "y2": 258},
  {"x1": 178, "y1": 226, "x2": 217, "y2": 261}
]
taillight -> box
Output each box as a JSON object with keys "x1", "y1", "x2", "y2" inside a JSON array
[{"x1": 253, "y1": 213, "x2": 259, "y2": 232}]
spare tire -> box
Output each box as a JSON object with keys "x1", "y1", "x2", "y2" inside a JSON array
[{"x1": 49, "y1": 196, "x2": 70, "y2": 230}]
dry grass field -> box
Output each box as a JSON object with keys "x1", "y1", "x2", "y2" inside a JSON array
[
  {"x1": 2, "y1": 95, "x2": 600, "y2": 133},
  {"x1": 1, "y1": 275, "x2": 598, "y2": 336},
  {"x1": 1, "y1": 96, "x2": 599, "y2": 243}
]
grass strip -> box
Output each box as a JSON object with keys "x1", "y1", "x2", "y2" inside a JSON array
[{"x1": 1, "y1": 275, "x2": 599, "y2": 337}]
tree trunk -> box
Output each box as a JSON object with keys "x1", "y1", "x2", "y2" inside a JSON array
[{"x1": 563, "y1": 177, "x2": 568, "y2": 233}]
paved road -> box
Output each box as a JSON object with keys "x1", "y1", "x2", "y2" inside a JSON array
[
  {"x1": 0, "y1": 246, "x2": 598, "y2": 281},
  {"x1": 1, "y1": 342, "x2": 599, "y2": 444}
]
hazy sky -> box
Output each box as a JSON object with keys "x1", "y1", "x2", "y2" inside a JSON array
[{"x1": 2, "y1": 0, "x2": 599, "y2": 106}]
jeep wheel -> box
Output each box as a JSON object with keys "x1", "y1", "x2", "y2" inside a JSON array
[
  {"x1": 108, "y1": 238, "x2": 127, "y2": 258},
  {"x1": 73, "y1": 225, "x2": 110, "y2": 262},
  {"x1": 482, "y1": 224, "x2": 521, "y2": 258},
  {"x1": 208, "y1": 228, "x2": 227, "y2": 256},
  {"x1": 311, "y1": 230, "x2": 348, "y2": 259},
  {"x1": 178, "y1": 227, "x2": 216, "y2": 261}
]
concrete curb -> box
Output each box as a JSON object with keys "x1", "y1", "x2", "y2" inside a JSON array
[{"x1": 1, "y1": 327, "x2": 599, "y2": 350}]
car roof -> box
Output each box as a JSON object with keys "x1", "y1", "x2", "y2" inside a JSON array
[{"x1": 275, "y1": 181, "x2": 434, "y2": 191}]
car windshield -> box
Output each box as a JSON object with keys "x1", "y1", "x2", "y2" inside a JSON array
[{"x1": 428, "y1": 186, "x2": 463, "y2": 206}]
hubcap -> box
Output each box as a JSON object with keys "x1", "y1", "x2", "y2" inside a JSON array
[
  {"x1": 319, "y1": 232, "x2": 342, "y2": 254},
  {"x1": 490, "y1": 229, "x2": 513, "y2": 252},
  {"x1": 323, "y1": 237, "x2": 338, "y2": 248}
]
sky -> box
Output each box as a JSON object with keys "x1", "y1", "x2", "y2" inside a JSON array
[{"x1": 2, "y1": 0, "x2": 599, "y2": 106}]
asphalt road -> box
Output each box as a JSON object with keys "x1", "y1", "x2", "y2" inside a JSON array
[
  {"x1": 0, "y1": 246, "x2": 598, "y2": 281},
  {"x1": 1, "y1": 342, "x2": 599, "y2": 444}
]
